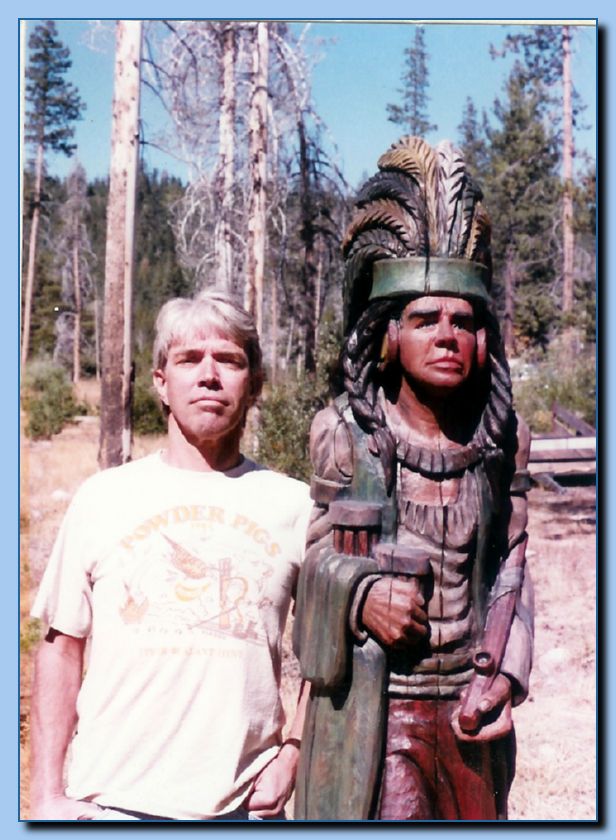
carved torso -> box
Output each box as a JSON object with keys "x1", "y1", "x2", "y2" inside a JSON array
[{"x1": 390, "y1": 464, "x2": 480, "y2": 698}]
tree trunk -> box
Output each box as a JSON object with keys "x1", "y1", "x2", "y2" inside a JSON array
[
  {"x1": 94, "y1": 296, "x2": 101, "y2": 381},
  {"x1": 298, "y1": 117, "x2": 317, "y2": 373},
  {"x1": 21, "y1": 142, "x2": 44, "y2": 367},
  {"x1": 562, "y1": 25, "x2": 575, "y2": 318},
  {"x1": 214, "y1": 24, "x2": 236, "y2": 292},
  {"x1": 245, "y1": 21, "x2": 269, "y2": 337},
  {"x1": 98, "y1": 20, "x2": 142, "y2": 469},
  {"x1": 503, "y1": 246, "x2": 516, "y2": 356},
  {"x1": 271, "y1": 264, "x2": 278, "y2": 386},
  {"x1": 314, "y1": 241, "x2": 324, "y2": 359},
  {"x1": 72, "y1": 239, "x2": 81, "y2": 384}
]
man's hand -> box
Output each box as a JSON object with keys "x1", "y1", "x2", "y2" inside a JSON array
[
  {"x1": 30, "y1": 794, "x2": 103, "y2": 821},
  {"x1": 244, "y1": 742, "x2": 300, "y2": 818},
  {"x1": 451, "y1": 673, "x2": 513, "y2": 742},
  {"x1": 360, "y1": 576, "x2": 429, "y2": 649}
]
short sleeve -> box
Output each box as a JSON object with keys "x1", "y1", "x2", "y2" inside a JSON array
[{"x1": 30, "y1": 483, "x2": 96, "y2": 638}]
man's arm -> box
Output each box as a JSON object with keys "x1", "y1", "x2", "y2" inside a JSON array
[
  {"x1": 29, "y1": 630, "x2": 100, "y2": 820},
  {"x1": 244, "y1": 680, "x2": 311, "y2": 818}
]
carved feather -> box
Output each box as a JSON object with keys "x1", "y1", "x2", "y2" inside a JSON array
[
  {"x1": 343, "y1": 199, "x2": 419, "y2": 253},
  {"x1": 356, "y1": 170, "x2": 421, "y2": 217},
  {"x1": 465, "y1": 201, "x2": 491, "y2": 262},
  {"x1": 458, "y1": 180, "x2": 479, "y2": 257},
  {"x1": 378, "y1": 136, "x2": 440, "y2": 253},
  {"x1": 436, "y1": 140, "x2": 466, "y2": 256}
]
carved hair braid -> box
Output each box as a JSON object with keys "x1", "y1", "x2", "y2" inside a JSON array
[{"x1": 342, "y1": 299, "x2": 403, "y2": 492}]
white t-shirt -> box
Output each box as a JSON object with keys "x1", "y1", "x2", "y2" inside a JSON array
[{"x1": 31, "y1": 452, "x2": 312, "y2": 819}]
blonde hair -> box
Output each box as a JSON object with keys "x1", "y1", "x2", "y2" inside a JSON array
[{"x1": 153, "y1": 289, "x2": 263, "y2": 401}]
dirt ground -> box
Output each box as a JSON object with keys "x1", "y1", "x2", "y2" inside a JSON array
[{"x1": 19, "y1": 412, "x2": 597, "y2": 821}]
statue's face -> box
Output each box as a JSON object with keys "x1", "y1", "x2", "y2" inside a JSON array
[{"x1": 398, "y1": 295, "x2": 477, "y2": 397}]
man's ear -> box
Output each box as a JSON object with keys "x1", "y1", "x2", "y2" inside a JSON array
[
  {"x1": 476, "y1": 327, "x2": 487, "y2": 370},
  {"x1": 152, "y1": 368, "x2": 169, "y2": 406}
]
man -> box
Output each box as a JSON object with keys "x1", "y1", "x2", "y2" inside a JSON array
[
  {"x1": 30, "y1": 290, "x2": 312, "y2": 821},
  {"x1": 293, "y1": 137, "x2": 533, "y2": 820}
]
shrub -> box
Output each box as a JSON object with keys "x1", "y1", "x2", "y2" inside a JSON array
[
  {"x1": 21, "y1": 359, "x2": 86, "y2": 440},
  {"x1": 257, "y1": 313, "x2": 343, "y2": 482},
  {"x1": 20, "y1": 618, "x2": 42, "y2": 654},
  {"x1": 512, "y1": 338, "x2": 596, "y2": 434},
  {"x1": 258, "y1": 377, "x2": 328, "y2": 482},
  {"x1": 132, "y1": 374, "x2": 166, "y2": 436}
]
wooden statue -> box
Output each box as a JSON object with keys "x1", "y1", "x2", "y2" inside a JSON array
[{"x1": 293, "y1": 137, "x2": 534, "y2": 821}]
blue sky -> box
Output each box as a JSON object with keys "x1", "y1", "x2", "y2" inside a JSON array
[{"x1": 23, "y1": 18, "x2": 597, "y2": 190}]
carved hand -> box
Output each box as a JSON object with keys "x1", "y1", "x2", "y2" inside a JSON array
[
  {"x1": 360, "y1": 576, "x2": 429, "y2": 649},
  {"x1": 452, "y1": 673, "x2": 513, "y2": 742}
]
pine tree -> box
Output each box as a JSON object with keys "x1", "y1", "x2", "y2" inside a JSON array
[
  {"x1": 457, "y1": 97, "x2": 489, "y2": 181},
  {"x1": 22, "y1": 20, "x2": 85, "y2": 366},
  {"x1": 482, "y1": 62, "x2": 561, "y2": 352},
  {"x1": 386, "y1": 27, "x2": 437, "y2": 137},
  {"x1": 490, "y1": 25, "x2": 590, "y2": 329}
]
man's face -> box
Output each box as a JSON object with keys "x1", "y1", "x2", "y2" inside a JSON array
[
  {"x1": 397, "y1": 296, "x2": 477, "y2": 397},
  {"x1": 153, "y1": 328, "x2": 253, "y2": 446}
]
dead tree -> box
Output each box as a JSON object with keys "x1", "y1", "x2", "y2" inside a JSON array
[
  {"x1": 214, "y1": 24, "x2": 237, "y2": 291},
  {"x1": 55, "y1": 161, "x2": 95, "y2": 382},
  {"x1": 245, "y1": 21, "x2": 269, "y2": 336},
  {"x1": 561, "y1": 25, "x2": 575, "y2": 318},
  {"x1": 99, "y1": 20, "x2": 142, "y2": 469}
]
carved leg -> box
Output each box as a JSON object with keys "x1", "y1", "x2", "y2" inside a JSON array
[{"x1": 378, "y1": 699, "x2": 502, "y2": 821}]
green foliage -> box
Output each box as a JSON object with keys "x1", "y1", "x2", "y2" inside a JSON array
[
  {"x1": 25, "y1": 20, "x2": 85, "y2": 155},
  {"x1": 257, "y1": 377, "x2": 327, "y2": 483},
  {"x1": 512, "y1": 339, "x2": 596, "y2": 433},
  {"x1": 258, "y1": 313, "x2": 342, "y2": 481},
  {"x1": 21, "y1": 358, "x2": 86, "y2": 439},
  {"x1": 457, "y1": 97, "x2": 490, "y2": 181},
  {"x1": 20, "y1": 618, "x2": 42, "y2": 655},
  {"x1": 386, "y1": 27, "x2": 437, "y2": 136},
  {"x1": 131, "y1": 373, "x2": 167, "y2": 436},
  {"x1": 482, "y1": 64, "x2": 562, "y2": 345}
]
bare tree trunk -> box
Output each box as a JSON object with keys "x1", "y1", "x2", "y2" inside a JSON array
[
  {"x1": 298, "y1": 117, "x2": 317, "y2": 373},
  {"x1": 285, "y1": 315, "x2": 295, "y2": 370},
  {"x1": 245, "y1": 22, "x2": 269, "y2": 336},
  {"x1": 562, "y1": 25, "x2": 575, "y2": 319},
  {"x1": 72, "y1": 239, "x2": 81, "y2": 384},
  {"x1": 503, "y1": 246, "x2": 516, "y2": 356},
  {"x1": 94, "y1": 297, "x2": 101, "y2": 381},
  {"x1": 21, "y1": 142, "x2": 44, "y2": 367},
  {"x1": 99, "y1": 20, "x2": 142, "y2": 469},
  {"x1": 314, "y1": 241, "x2": 324, "y2": 359},
  {"x1": 214, "y1": 24, "x2": 236, "y2": 292},
  {"x1": 271, "y1": 268, "x2": 278, "y2": 386}
]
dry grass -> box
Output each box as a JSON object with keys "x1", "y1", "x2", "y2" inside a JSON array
[
  {"x1": 19, "y1": 405, "x2": 596, "y2": 821},
  {"x1": 507, "y1": 487, "x2": 596, "y2": 820}
]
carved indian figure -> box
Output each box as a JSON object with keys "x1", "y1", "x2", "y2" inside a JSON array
[{"x1": 293, "y1": 136, "x2": 534, "y2": 821}]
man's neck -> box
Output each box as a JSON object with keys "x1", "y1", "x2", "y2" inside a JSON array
[{"x1": 162, "y1": 417, "x2": 243, "y2": 473}]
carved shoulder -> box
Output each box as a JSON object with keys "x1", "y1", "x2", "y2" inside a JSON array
[
  {"x1": 514, "y1": 412, "x2": 531, "y2": 471},
  {"x1": 309, "y1": 405, "x2": 354, "y2": 503}
]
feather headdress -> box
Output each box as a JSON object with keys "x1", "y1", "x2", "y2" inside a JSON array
[{"x1": 343, "y1": 136, "x2": 492, "y2": 332}]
